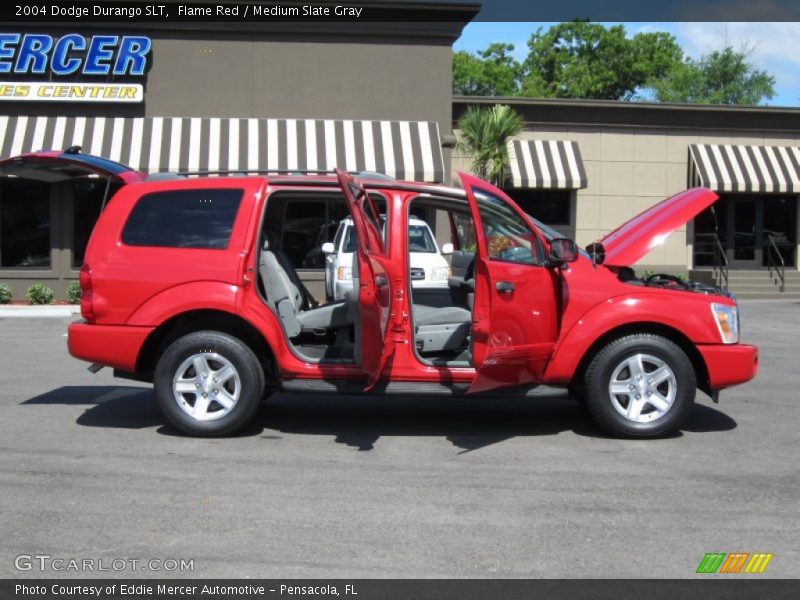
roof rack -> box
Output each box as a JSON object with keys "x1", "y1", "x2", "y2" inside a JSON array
[{"x1": 171, "y1": 169, "x2": 395, "y2": 180}]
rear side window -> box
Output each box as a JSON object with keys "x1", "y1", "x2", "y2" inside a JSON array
[{"x1": 122, "y1": 189, "x2": 243, "y2": 249}]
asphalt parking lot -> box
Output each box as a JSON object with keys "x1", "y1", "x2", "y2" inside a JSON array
[{"x1": 0, "y1": 299, "x2": 797, "y2": 579}]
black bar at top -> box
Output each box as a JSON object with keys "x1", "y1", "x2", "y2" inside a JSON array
[{"x1": 1, "y1": 0, "x2": 800, "y2": 23}]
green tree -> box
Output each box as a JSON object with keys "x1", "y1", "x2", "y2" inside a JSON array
[
  {"x1": 647, "y1": 45, "x2": 775, "y2": 105},
  {"x1": 520, "y1": 22, "x2": 683, "y2": 100},
  {"x1": 456, "y1": 104, "x2": 523, "y2": 186},
  {"x1": 453, "y1": 43, "x2": 521, "y2": 96}
]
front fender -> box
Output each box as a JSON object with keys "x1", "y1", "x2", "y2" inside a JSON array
[
  {"x1": 126, "y1": 281, "x2": 240, "y2": 326},
  {"x1": 544, "y1": 293, "x2": 721, "y2": 384}
]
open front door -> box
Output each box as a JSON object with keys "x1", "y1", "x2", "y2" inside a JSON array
[
  {"x1": 335, "y1": 169, "x2": 394, "y2": 390},
  {"x1": 459, "y1": 173, "x2": 560, "y2": 394}
]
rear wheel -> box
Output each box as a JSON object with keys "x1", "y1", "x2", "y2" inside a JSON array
[
  {"x1": 154, "y1": 331, "x2": 265, "y2": 436},
  {"x1": 584, "y1": 334, "x2": 695, "y2": 438}
]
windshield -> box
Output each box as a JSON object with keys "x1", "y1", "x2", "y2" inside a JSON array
[
  {"x1": 408, "y1": 224, "x2": 437, "y2": 253},
  {"x1": 343, "y1": 225, "x2": 357, "y2": 253}
]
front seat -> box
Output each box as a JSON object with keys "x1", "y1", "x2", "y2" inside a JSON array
[
  {"x1": 412, "y1": 304, "x2": 472, "y2": 353},
  {"x1": 259, "y1": 231, "x2": 353, "y2": 338}
]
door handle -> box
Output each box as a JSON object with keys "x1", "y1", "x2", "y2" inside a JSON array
[{"x1": 496, "y1": 281, "x2": 515, "y2": 294}]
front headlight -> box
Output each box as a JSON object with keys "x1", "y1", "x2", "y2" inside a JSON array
[
  {"x1": 336, "y1": 267, "x2": 352, "y2": 281},
  {"x1": 431, "y1": 266, "x2": 451, "y2": 281},
  {"x1": 711, "y1": 303, "x2": 739, "y2": 344}
]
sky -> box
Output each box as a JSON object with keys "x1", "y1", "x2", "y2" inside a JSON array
[{"x1": 454, "y1": 22, "x2": 800, "y2": 107}]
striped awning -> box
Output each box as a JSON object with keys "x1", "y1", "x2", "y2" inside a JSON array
[
  {"x1": 0, "y1": 115, "x2": 445, "y2": 182},
  {"x1": 689, "y1": 144, "x2": 800, "y2": 193},
  {"x1": 506, "y1": 139, "x2": 587, "y2": 189}
]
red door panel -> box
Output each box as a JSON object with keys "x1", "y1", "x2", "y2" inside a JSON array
[
  {"x1": 336, "y1": 169, "x2": 393, "y2": 389},
  {"x1": 458, "y1": 173, "x2": 559, "y2": 394}
]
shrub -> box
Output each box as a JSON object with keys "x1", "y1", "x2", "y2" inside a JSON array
[
  {"x1": 26, "y1": 283, "x2": 55, "y2": 305},
  {"x1": 67, "y1": 281, "x2": 82, "y2": 304},
  {"x1": 0, "y1": 282, "x2": 12, "y2": 304}
]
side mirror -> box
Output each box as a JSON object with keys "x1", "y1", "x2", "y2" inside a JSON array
[
  {"x1": 440, "y1": 242, "x2": 454, "y2": 255},
  {"x1": 321, "y1": 242, "x2": 335, "y2": 255},
  {"x1": 549, "y1": 238, "x2": 579, "y2": 265}
]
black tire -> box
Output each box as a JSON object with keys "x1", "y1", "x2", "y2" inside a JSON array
[
  {"x1": 154, "y1": 331, "x2": 265, "y2": 436},
  {"x1": 583, "y1": 333, "x2": 696, "y2": 438}
]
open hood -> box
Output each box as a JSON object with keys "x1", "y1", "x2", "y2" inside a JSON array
[
  {"x1": 0, "y1": 150, "x2": 143, "y2": 184},
  {"x1": 597, "y1": 187, "x2": 719, "y2": 267}
]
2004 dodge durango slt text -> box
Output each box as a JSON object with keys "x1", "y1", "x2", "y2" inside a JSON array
[{"x1": 0, "y1": 150, "x2": 757, "y2": 438}]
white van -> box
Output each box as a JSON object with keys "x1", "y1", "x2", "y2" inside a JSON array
[{"x1": 322, "y1": 216, "x2": 452, "y2": 301}]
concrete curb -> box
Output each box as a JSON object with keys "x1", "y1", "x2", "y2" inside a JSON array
[{"x1": 0, "y1": 305, "x2": 80, "y2": 318}]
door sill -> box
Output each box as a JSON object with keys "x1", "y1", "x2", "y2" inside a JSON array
[{"x1": 280, "y1": 378, "x2": 567, "y2": 398}]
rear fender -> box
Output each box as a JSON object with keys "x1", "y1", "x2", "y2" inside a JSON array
[{"x1": 125, "y1": 281, "x2": 241, "y2": 326}]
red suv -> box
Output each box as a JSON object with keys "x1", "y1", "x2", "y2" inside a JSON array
[{"x1": 2, "y1": 151, "x2": 758, "y2": 437}]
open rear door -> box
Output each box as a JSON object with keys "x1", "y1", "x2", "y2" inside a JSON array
[
  {"x1": 335, "y1": 169, "x2": 394, "y2": 390},
  {"x1": 459, "y1": 173, "x2": 560, "y2": 394}
]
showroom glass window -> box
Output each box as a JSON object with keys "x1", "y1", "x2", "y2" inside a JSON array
[
  {"x1": 72, "y1": 179, "x2": 122, "y2": 268},
  {"x1": 0, "y1": 178, "x2": 51, "y2": 268},
  {"x1": 504, "y1": 189, "x2": 572, "y2": 226},
  {"x1": 281, "y1": 195, "x2": 386, "y2": 269}
]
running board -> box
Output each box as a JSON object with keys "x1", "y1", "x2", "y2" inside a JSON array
[{"x1": 280, "y1": 378, "x2": 567, "y2": 398}]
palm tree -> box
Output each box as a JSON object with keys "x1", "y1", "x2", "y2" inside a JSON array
[{"x1": 456, "y1": 104, "x2": 523, "y2": 187}]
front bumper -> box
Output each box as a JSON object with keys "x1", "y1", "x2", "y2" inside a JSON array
[
  {"x1": 68, "y1": 321, "x2": 154, "y2": 372},
  {"x1": 697, "y1": 343, "x2": 758, "y2": 390}
]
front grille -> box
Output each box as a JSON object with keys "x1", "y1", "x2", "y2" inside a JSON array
[{"x1": 410, "y1": 267, "x2": 425, "y2": 280}]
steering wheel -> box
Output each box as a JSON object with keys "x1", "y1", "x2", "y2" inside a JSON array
[{"x1": 499, "y1": 245, "x2": 533, "y2": 262}]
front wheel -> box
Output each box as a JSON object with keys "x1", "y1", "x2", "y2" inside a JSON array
[
  {"x1": 154, "y1": 331, "x2": 265, "y2": 436},
  {"x1": 583, "y1": 334, "x2": 696, "y2": 438}
]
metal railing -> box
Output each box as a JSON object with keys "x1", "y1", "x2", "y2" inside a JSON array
[
  {"x1": 696, "y1": 233, "x2": 729, "y2": 291},
  {"x1": 766, "y1": 233, "x2": 786, "y2": 293}
]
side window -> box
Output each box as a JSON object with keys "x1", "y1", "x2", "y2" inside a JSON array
[
  {"x1": 332, "y1": 222, "x2": 345, "y2": 252},
  {"x1": 408, "y1": 224, "x2": 437, "y2": 253},
  {"x1": 343, "y1": 225, "x2": 358, "y2": 253},
  {"x1": 282, "y1": 200, "x2": 348, "y2": 268},
  {"x1": 451, "y1": 211, "x2": 477, "y2": 252},
  {"x1": 122, "y1": 189, "x2": 243, "y2": 249},
  {"x1": 473, "y1": 188, "x2": 541, "y2": 265}
]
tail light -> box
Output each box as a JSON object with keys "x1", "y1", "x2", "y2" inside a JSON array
[{"x1": 79, "y1": 264, "x2": 95, "y2": 322}]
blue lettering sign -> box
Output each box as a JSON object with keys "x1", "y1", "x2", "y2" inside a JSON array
[
  {"x1": 51, "y1": 34, "x2": 86, "y2": 76},
  {"x1": 83, "y1": 35, "x2": 118, "y2": 75},
  {"x1": 14, "y1": 34, "x2": 53, "y2": 74},
  {"x1": 0, "y1": 33, "x2": 20, "y2": 74},
  {"x1": 114, "y1": 36, "x2": 151, "y2": 76},
  {"x1": 0, "y1": 33, "x2": 151, "y2": 76}
]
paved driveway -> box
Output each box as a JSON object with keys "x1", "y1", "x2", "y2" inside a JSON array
[{"x1": 0, "y1": 300, "x2": 797, "y2": 578}]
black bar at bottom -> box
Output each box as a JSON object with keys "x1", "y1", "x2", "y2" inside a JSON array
[{"x1": 1, "y1": 580, "x2": 799, "y2": 600}]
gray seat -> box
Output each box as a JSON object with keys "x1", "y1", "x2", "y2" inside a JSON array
[
  {"x1": 259, "y1": 235, "x2": 353, "y2": 338},
  {"x1": 412, "y1": 304, "x2": 472, "y2": 353}
]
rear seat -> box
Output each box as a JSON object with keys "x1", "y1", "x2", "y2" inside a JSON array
[{"x1": 259, "y1": 233, "x2": 353, "y2": 338}]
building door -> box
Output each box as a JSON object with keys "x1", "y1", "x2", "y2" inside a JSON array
[
  {"x1": 694, "y1": 194, "x2": 797, "y2": 270},
  {"x1": 728, "y1": 197, "x2": 762, "y2": 268}
]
